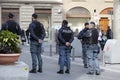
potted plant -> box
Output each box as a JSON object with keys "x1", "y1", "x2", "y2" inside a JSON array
[{"x1": 0, "y1": 30, "x2": 21, "y2": 64}]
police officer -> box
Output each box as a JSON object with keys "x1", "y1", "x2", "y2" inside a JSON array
[
  {"x1": 85, "y1": 22, "x2": 100, "y2": 75},
  {"x1": 1, "y1": 13, "x2": 21, "y2": 35},
  {"x1": 77, "y1": 22, "x2": 89, "y2": 68},
  {"x1": 29, "y1": 13, "x2": 45, "y2": 73},
  {"x1": 57, "y1": 20, "x2": 74, "y2": 74}
]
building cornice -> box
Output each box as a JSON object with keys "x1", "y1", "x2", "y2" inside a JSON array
[{"x1": 0, "y1": 0, "x2": 63, "y2": 4}]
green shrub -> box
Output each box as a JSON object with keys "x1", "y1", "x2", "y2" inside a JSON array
[{"x1": 0, "y1": 30, "x2": 21, "y2": 54}]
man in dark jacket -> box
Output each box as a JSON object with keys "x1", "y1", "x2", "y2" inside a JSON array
[
  {"x1": 1, "y1": 13, "x2": 21, "y2": 35},
  {"x1": 29, "y1": 13, "x2": 45, "y2": 73},
  {"x1": 57, "y1": 20, "x2": 74, "y2": 74},
  {"x1": 106, "y1": 26, "x2": 113, "y2": 39},
  {"x1": 77, "y1": 22, "x2": 89, "y2": 68}
]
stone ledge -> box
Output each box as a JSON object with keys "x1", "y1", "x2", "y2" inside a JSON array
[{"x1": 0, "y1": 61, "x2": 29, "y2": 80}]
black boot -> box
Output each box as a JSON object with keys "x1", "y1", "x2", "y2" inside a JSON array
[
  {"x1": 65, "y1": 69, "x2": 70, "y2": 74},
  {"x1": 29, "y1": 69, "x2": 37, "y2": 73},
  {"x1": 96, "y1": 71, "x2": 100, "y2": 75},
  {"x1": 38, "y1": 68, "x2": 42, "y2": 73},
  {"x1": 84, "y1": 64, "x2": 88, "y2": 68},
  {"x1": 57, "y1": 70, "x2": 64, "y2": 74}
]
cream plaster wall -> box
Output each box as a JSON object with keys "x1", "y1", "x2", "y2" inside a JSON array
[{"x1": 63, "y1": 0, "x2": 113, "y2": 16}]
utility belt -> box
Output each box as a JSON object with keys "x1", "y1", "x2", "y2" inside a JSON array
[
  {"x1": 82, "y1": 43, "x2": 98, "y2": 45},
  {"x1": 83, "y1": 43, "x2": 98, "y2": 48}
]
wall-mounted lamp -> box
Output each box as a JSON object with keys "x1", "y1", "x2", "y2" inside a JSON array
[{"x1": 57, "y1": 9, "x2": 62, "y2": 14}]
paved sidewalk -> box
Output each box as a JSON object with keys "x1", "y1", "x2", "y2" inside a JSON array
[
  {"x1": 23, "y1": 41, "x2": 120, "y2": 73},
  {"x1": 20, "y1": 43, "x2": 120, "y2": 80}
]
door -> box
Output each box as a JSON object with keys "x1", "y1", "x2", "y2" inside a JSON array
[{"x1": 99, "y1": 18, "x2": 109, "y2": 32}]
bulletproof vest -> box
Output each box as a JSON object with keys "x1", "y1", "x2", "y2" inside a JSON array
[
  {"x1": 7, "y1": 21, "x2": 18, "y2": 34},
  {"x1": 61, "y1": 27, "x2": 73, "y2": 42},
  {"x1": 88, "y1": 28, "x2": 98, "y2": 44},
  {"x1": 33, "y1": 21, "x2": 42, "y2": 37},
  {"x1": 81, "y1": 28, "x2": 89, "y2": 44}
]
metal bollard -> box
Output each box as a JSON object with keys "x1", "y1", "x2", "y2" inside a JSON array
[
  {"x1": 72, "y1": 48, "x2": 75, "y2": 61},
  {"x1": 102, "y1": 51, "x2": 106, "y2": 67},
  {"x1": 50, "y1": 44, "x2": 52, "y2": 56}
]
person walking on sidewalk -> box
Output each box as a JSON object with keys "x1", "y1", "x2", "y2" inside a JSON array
[
  {"x1": 57, "y1": 20, "x2": 74, "y2": 74},
  {"x1": 77, "y1": 22, "x2": 89, "y2": 68},
  {"x1": 29, "y1": 13, "x2": 45, "y2": 73},
  {"x1": 84, "y1": 22, "x2": 100, "y2": 75},
  {"x1": 26, "y1": 28, "x2": 30, "y2": 45},
  {"x1": 21, "y1": 29, "x2": 26, "y2": 45}
]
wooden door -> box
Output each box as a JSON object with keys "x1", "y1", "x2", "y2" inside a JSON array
[{"x1": 99, "y1": 18, "x2": 109, "y2": 32}]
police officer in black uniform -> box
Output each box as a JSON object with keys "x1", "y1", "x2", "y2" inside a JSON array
[
  {"x1": 77, "y1": 22, "x2": 89, "y2": 68},
  {"x1": 84, "y1": 22, "x2": 100, "y2": 75},
  {"x1": 57, "y1": 20, "x2": 74, "y2": 74},
  {"x1": 1, "y1": 13, "x2": 21, "y2": 35}
]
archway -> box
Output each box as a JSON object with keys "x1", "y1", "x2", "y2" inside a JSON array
[
  {"x1": 66, "y1": 7, "x2": 91, "y2": 36},
  {"x1": 99, "y1": 7, "x2": 113, "y2": 32}
]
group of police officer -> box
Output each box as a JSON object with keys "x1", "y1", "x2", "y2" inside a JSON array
[
  {"x1": 1, "y1": 12, "x2": 100, "y2": 75},
  {"x1": 57, "y1": 20, "x2": 100, "y2": 75}
]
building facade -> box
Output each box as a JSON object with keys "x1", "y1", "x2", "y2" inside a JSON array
[
  {"x1": 0, "y1": 0, "x2": 63, "y2": 40},
  {"x1": 63, "y1": 0, "x2": 113, "y2": 33},
  {"x1": 0, "y1": 0, "x2": 114, "y2": 40}
]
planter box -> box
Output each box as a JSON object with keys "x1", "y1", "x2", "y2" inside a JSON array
[{"x1": 0, "y1": 54, "x2": 20, "y2": 64}]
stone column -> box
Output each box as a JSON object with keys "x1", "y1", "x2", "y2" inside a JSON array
[
  {"x1": 113, "y1": 0, "x2": 120, "y2": 39},
  {"x1": 51, "y1": 5, "x2": 63, "y2": 41},
  {"x1": 20, "y1": 5, "x2": 34, "y2": 30},
  {"x1": 0, "y1": 6, "x2": 1, "y2": 29}
]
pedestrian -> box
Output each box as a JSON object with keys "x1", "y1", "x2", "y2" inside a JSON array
[
  {"x1": 101, "y1": 32, "x2": 107, "y2": 50},
  {"x1": 29, "y1": 13, "x2": 45, "y2": 73},
  {"x1": 1, "y1": 13, "x2": 21, "y2": 35},
  {"x1": 26, "y1": 28, "x2": 30, "y2": 45},
  {"x1": 106, "y1": 26, "x2": 113, "y2": 39},
  {"x1": 98, "y1": 28, "x2": 103, "y2": 50},
  {"x1": 57, "y1": 20, "x2": 74, "y2": 74},
  {"x1": 77, "y1": 22, "x2": 89, "y2": 68},
  {"x1": 21, "y1": 29, "x2": 26, "y2": 45},
  {"x1": 84, "y1": 22, "x2": 100, "y2": 75}
]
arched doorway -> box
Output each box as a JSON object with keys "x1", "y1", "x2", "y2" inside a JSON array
[
  {"x1": 99, "y1": 7, "x2": 113, "y2": 32},
  {"x1": 66, "y1": 7, "x2": 91, "y2": 36}
]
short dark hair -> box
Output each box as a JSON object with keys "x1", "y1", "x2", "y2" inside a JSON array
[
  {"x1": 84, "y1": 22, "x2": 89, "y2": 26},
  {"x1": 8, "y1": 13, "x2": 14, "y2": 18},
  {"x1": 90, "y1": 22, "x2": 95, "y2": 27},
  {"x1": 62, "y1": 20, "x2": 68, "y2": 25},
  {"x1": 32, "y1": 13, "x2": 38, "y2": 19}
]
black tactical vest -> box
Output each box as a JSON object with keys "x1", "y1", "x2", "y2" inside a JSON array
[{"x1": 61, "y1": 27, "x2": 73, "y2": 42}]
